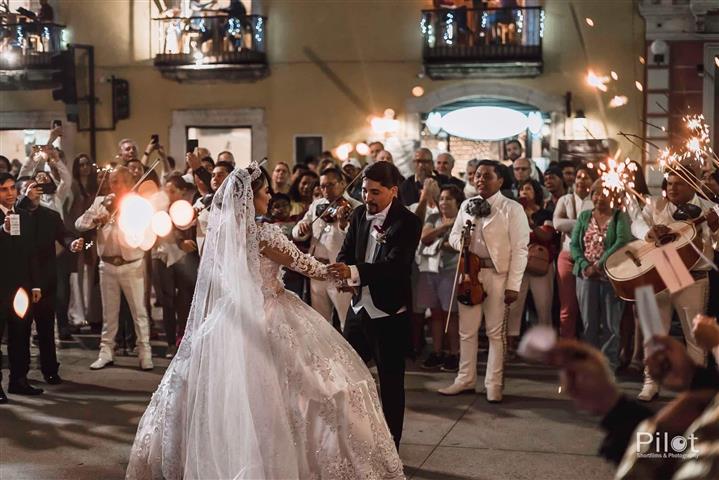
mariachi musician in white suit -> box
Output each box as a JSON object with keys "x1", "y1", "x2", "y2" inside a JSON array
[
  {"x1": 438, "y1": 160, "x2": 529, "y2": 403},
  {"x1": 630, "y1": 163, "x2": 719, "y2": 401}
]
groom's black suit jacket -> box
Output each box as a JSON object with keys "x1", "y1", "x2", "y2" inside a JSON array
[
  {"x1": 0, "y1": 206, "x2": 40, "y2": 304},
  {"x1": 337, "y1": 198, "x2": 422, "y2": 315}
]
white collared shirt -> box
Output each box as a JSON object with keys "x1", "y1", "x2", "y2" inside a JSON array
[
  {"x1": 348, "y1": 202, "x2": 404, "y2": 319},
  {"x1": 469, "y1": 191, "x2": 503, "y2": 259}
]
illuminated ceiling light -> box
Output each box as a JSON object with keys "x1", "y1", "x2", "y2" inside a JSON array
[
  {"x1": 411, "y1": 86, "x2": 425, "y2": 97},
  {"x1": 610, "y1": 71, "x2": 619, "y2": 80},
  {"x1": 585, "y1": 17, "x2": 594, "y2": 27},
  {"x1": 383, "y1": 108, "x2": 395, "y2": 118},
  {"x1": 715, "y1": 56, "x2": 719, "y2": 68},
  {"x1": 527, "y1": 111, "x2": 544, "y2": 135},
  {"x1": 635, "y1": 80, "x2": 644, "y2": 92},
  {"x1": 609, "y1": 95, "x2": 628, "y2": 108},
  {"x1": 639, "y1": 56, "x2": 645, "y2": 64},
  {"x1": 439, "y1": 106, "x2": 530, "y2": 141},
  {"x1": 425, "y1": 112, "x2": 442, "y2": 135}
]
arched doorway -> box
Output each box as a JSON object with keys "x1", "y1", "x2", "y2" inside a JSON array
[{"x1": 403, "y1": 82, "x2": 566, "y2": 179}]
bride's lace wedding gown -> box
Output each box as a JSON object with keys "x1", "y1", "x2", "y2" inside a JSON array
[{"x1": 126, "y1": 221, "x2": 404, "y2": 480}]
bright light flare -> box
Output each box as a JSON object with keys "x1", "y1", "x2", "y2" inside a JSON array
[
  {"x1": 411, "y1": 86, "x2": 424, "y2": 97},
  {"x1": 610, "y1": 71, "x2": 619, "y2": 80},
  {"x1": 586, "y1": 70, "x2": 609, "y2": 92},
  {"x1": 355, "y1": 142, "x2": 370, "y2": 156},
  {"x1": 118, "y1": 194, "x2": 154, "y2": 245},
  {"x1": 13, "y1": 288, "x2": 29, "y2": 318},
  {"x1": 635, "y1": 81, "x2": 644, "y2": 92},
  {"x1": 151, "y1": 210, "x2": 173, "y2": 237},
  {"x1": 140, "y1": 229, "x2": 157, "y2": 252},
  {"x1": 609, "y1": 95, "x2": 628, "y2": 108},
  {"x1": 335, "y1": 142, "x2": 353, "y2": 161},
  {"x1": 585, "y1": 17, "x2": 594, "y2": 27},
  {"x1": 370, "y1": 117, "x2": 400, "y2": 135},
  {"x1": 169, "y1": 200, "x2": 194, "y2": 228}
]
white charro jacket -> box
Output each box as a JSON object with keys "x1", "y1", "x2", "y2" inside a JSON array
[{"x1": 449, "y1": 191, "x2": 530, "y2": 292}]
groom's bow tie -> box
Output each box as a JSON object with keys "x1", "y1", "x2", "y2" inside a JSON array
[{"x1": 366, "y1": 212, "x2": 386, "y2": 222}]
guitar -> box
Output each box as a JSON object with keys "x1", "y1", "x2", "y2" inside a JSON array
[{"x1": 604, "y1": 214, "x2": 709, "y2": 301}]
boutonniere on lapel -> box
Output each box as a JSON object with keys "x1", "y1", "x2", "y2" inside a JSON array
[
  {"x1": 465, "y1": 198, "x2": 491, "y2": 218},
  {"x1": 371, "y1": 225, "x2": 389, "y2": 244}
]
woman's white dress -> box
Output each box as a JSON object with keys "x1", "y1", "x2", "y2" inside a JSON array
[{"x1": 126, "y1": 220, "x2": 404, "y2": 479}]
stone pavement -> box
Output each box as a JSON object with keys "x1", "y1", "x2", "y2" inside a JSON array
[{"x1": 0, "y1": 347, "x2": 659, "y2": 480}]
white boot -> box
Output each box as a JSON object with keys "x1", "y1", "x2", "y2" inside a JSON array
[
  {"x1": 138, "y1": 347, "x2": 154, "y2": 371},
  {"x1": 438, "y1": 381, "x2": 475, "y2": 396},
  {"x1": 486, "y1": 385, "x2": 503, "y2": 403},
  {"x1": 637, "y1": 374, "x2": 659, "y2": 402},
  {"x1": 90, "y1": 347, "x2": 113, "y2": 370},
  {"x1": 90, "y1": 356, "x2": 113, "y2": 370}
]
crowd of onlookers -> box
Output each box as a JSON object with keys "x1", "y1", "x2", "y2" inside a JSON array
[
  {"x1": 3, "y1": 130, "x2": 719, "y2": 477},
  {"x1": 2, "y1": 132, "x2": 719, "y2": 382}
]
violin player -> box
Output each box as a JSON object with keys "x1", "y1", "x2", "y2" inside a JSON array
[
  {"x1": 630, "y1": 160, "x2": 719, "y2": 402},
  {"x1": 438, "y1": 160, "x2": 530, "y2": 403},
  {"x1": 292, "y1": 167, "x2": 361, "y2": 330}
]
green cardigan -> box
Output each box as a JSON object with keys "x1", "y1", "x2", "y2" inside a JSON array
[{"x1": 570, "y1": 209, "x2": 632, "y2": 276}]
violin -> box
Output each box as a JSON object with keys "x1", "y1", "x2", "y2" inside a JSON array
[
  {"x1": 317, "y1": 196, "x2": 353, "y2": 224},
  {"x1": 456, "y1": 220, "x2": 486, "y2": 306}
]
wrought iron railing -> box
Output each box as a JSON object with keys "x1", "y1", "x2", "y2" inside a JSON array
[
  {"x1": 0, "y1": 21, "x2": 65, "y2": 69},
  {"x1": 420, "y1": 7, "x2": 543, "y2": 63},
  {"x1": 153, "y1": 14, "x2": 267, "y2": 67}
]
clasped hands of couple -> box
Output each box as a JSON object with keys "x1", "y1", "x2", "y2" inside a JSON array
[{"x1": 325, "y1": 262, "x2": 520, "y2": 304}]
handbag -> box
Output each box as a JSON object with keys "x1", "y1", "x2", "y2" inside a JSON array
[{"x1": 526, "y1": 243, "x2": 550, "y2": 276}]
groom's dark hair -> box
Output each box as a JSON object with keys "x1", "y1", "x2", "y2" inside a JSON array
[{"x1": 364, "y1": 161, "x2": 401, "y2": 188}]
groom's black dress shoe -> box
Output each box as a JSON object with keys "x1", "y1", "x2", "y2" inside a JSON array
[
  {"x1": 0, "y1": 386, "x2": 7, "y2": 404},
  {"x1": 44, "y1": 374, "x2": 63, "y2": 385},
  {"x1": 8, "y1": 380, "x2": 44, "y2": 395}
]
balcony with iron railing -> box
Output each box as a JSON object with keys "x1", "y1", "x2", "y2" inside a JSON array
[
  {"x1": 420, "y1": 6, "x2": 544, "y2": 79},
  {"x1": 153, "y1": 13, "x2": 268, "y2": 82},
  {"x1": 0, "y1": 21, "x2": 65, "y2": 69}
]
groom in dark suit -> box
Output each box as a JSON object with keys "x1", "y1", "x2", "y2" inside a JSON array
[{"x1": 329, "y1": 161, "x2": 422, "y2": 448}]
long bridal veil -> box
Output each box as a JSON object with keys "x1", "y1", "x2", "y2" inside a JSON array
[{"x1": 127, "y1": 165, "x2": 299, "y2": 479}]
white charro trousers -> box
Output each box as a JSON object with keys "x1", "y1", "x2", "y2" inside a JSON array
[{"x1": 454, "y1": 268, "x2": 509, "y2": 390}]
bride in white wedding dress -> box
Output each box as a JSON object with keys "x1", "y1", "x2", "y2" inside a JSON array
[{"x1": 126, "y1": 163, "x2": 404, "y2": 480}]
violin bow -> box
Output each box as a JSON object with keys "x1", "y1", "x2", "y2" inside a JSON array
[
  {"x1": 445, "y1": 224, "x2": 468, "y2": 334},
  {"x1": 309, "y1": 163, "x2": 368, "y2": 226}
]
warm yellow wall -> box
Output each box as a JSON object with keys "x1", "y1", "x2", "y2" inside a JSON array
[{"x1": 0, "y1": 0, "x2": 646, "y2": 165}]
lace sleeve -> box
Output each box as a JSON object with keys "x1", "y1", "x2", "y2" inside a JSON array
[{"x1": 258, "y1": 223, "x2": 330, "y2": 280}]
